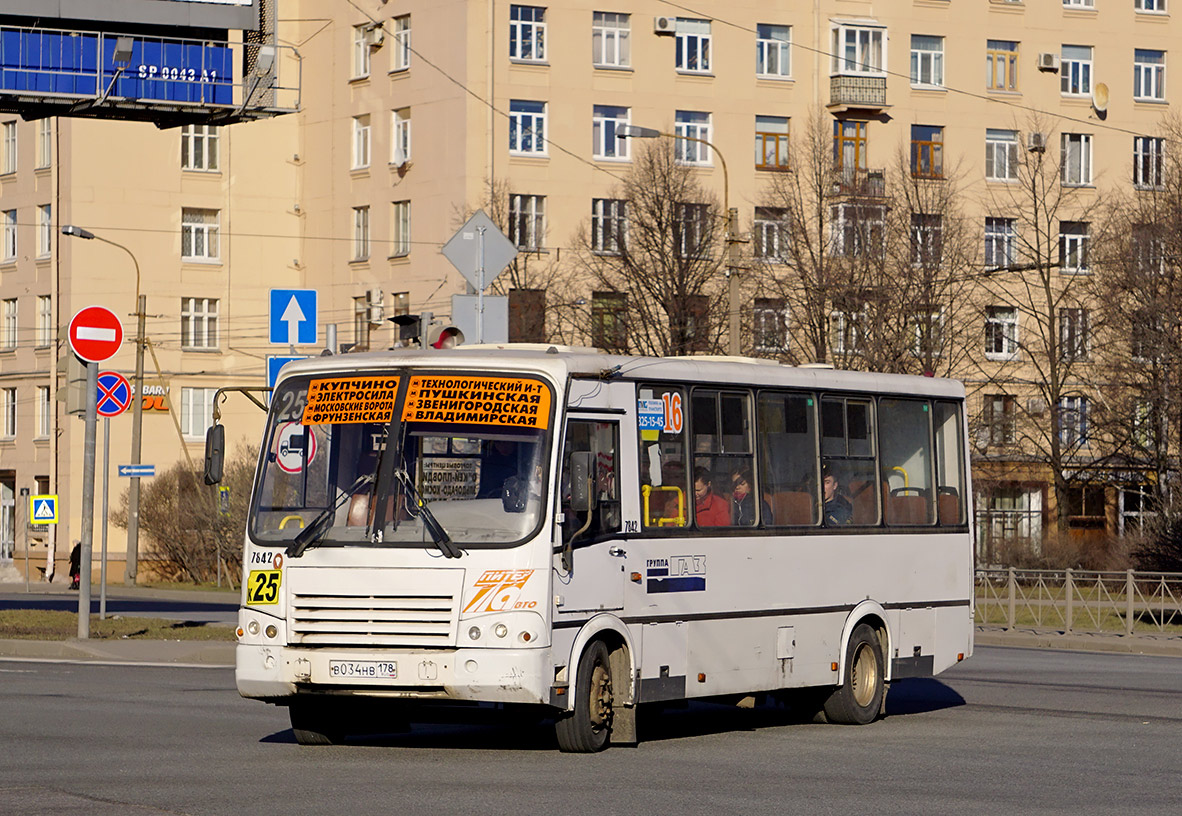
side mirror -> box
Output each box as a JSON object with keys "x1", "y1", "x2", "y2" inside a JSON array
[
  {"x1": 203, "y1": 423, "x2": 225, "y2": 485},
  {"x1": 570, "y1": 451, "x2": 596, "y2": 511}
]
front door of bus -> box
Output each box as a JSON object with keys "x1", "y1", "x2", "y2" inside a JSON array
[{"x1": 555, "y1": 419, "x2": 624, "y2": 612}]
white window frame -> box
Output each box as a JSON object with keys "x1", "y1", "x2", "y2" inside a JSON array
[
  {"x1": 1061, "y1": 45, "x2": 1093, "y2": 96},
  {"x1": 1059, "y1": 222, "x2": 1090, "y2": 274},
  {"x1": 985, "y1": 129, "x2": 1019, "y2": 181},
  {"x1": 37, "y1": 385, "x2": 50, "y2": 438},
  {"x1": 1136, "y1": 0, "x2": 1167, "y2": 11},
  {"x1": 910, "y1": 310, "x2": 945, "y2": 359},
  {"x1": 1, "y1": 388, "x2": 15, "y2": 438},
  {"x1": 830, "y1": 203, "x2": 885, "y2": 258},
  {"x1": 391, "y1": 200, "x2": 411, "y2": 257},
  {"x1": 985, "y1": 305, "x2": 1019, "y2": 360},
  {"x1": 391, "y1": 108, "x2": 411, "y2": 165},
  {"x1": 36, "y1": 119, "x2": 51, "y2": 169},
  {"x1": 2, "y1": 121, "x2": 15, "y2": 174},
  {"x1": 352, "y1": 114, "x2": 371, "y2": 169},
  {"x1": 985, "y1": 217, "x2": 1015, "y2": 270},
  {"x1": 391, "y1": 15, "x2": 411, "y2": 72},
  {"x1": 592, "y1": 12, "x2": 630, "y2": 68},
  {"x1": 181, "y1": 297, "x2": 219, "y2": 350},
  {"x1": 1061, "y1": 133, "x2": 1093, "y2": 186},
  {"x1": 1, "y1": 298, "x2": 16, "y2": 350},
  {"x1": 1059, "y1": 307, "x2": 1090, "y2": 362},
  {"x1": 180, "y1": 124, "x2": 219, "y2": 171},
  {"x1": 753, "y1": 207, "x2": 790, "y2": 262},
  {"x1": 180, "y1": 387, "x2": 216, "y2": 440},
  {"x1": 753, "y1": 298, "x2": 790, "y2": 354},
  {"x1": 2, "y1": 210, "x2": 16, "y2": 260},
  {"x1": 509, "y1": 5, "x2": 546, "y2": 63},
  {"x1": 353, "y1": 205, "x2": 370, "y2": 261},
  {"x1": 181, "y1": 208, "x2": 220, "y2": 261},
  {"x1": 353, "y1": 24, "x2": 371, "y2": 79},
  {"x1": 674, "y1": 110, "x2": 712, "y2": 165},
  {"x1": 675, "y1": 18, "x2": 712, "y2": 74},
  {"x1": 831, "y1": 24, "x2": 886, "y2": 75},
  {"x1": 591, "y1": 198, "x2": 627, "y2": 255},
  {"x1": 509, "y1": 100, "x2": 547, "y2": 155},
  {"x1": 756, "y1": 24, "x2": 791, "y2": 78},
  {"x1": 829, "y1": 309, "x2": 866, "y2": 356},
  {"x1": 911, "y1": 213, "x2": 944, "y2": 267},
  {"x1": 36, "y1": 295, "x2": 51, "y2": 347},
  {"x1": 1059, "y1": 395, "x2": 1089, "y2": 447},
  {"x1": 675, "y1": 203, "x2": 709, "y2": 258},
  {"x1": 1134, "y1": 49, "x2": 1166, "y2": 101},
  {"x1": 37, "y1": 203, "x2": 51, "y2": 258},
  {"x1": 1134, "y1": 136, "x2": 1164, "y2": 189},
  {"x1": 1063, "y1": 0, "x2": 1094, "y2": 7},
  {"x1": 508, "y1": 193, "x2": 545, "y2": 251},
  {"x1": 910, "y1": 35, "x2": 944, "y2": 87},
  {"x1": 592, "y1": 105, "x2": 630, "y2": 160}
]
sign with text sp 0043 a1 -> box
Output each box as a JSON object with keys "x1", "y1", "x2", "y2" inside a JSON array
[{"x1": 401, "y1": 376, "x2": 551, "y2": 429}]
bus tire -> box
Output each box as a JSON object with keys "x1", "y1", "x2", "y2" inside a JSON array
[
  {"x1": 555, "y1": 640, "x2": 613, "y2": 752},
  {"x1": 822, "y1": 623, "x2": 885, "y2": 725},
  {"x1": 289, "y1": 699, "x2": 347, "y2": 745}
]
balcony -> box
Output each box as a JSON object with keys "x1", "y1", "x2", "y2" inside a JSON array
[
  {"x1": 832, "y1": 167, "x2": 886, "y2": 198},
  {"x1": 828, "y1": 74, "x2": 889, "y2": 115}
]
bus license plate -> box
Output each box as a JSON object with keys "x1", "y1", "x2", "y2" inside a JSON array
[{"x1": 328, "y1": 660, "x2": 398, "y2": 679}]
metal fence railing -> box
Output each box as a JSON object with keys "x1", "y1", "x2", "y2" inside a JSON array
[{"x1": 975, "y1": 568, "x2": 1182, "y2": 637}]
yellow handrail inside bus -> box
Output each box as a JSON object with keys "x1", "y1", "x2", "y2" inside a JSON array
[
  {"x1": 642, "y1": 484, "x2": 685, "y2": 527},
  {"x1": 890, "y1": 466, "x2": 909, "y2": 488},
  {"x1": 279, "y1": 515, "x2": 306, "y2": 529}
]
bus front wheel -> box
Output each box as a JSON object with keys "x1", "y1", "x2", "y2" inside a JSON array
[
  {"x1": 822, "y1": 623, "x2": 885, "y2": 725},
  {"x1": 289, "y1": 699, "x2": 348, "y2": 745},
  {"x1": 555, "y1": 640, "x2": 613, "y2": 752}
]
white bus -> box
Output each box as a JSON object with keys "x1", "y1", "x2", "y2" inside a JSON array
[{"x1": 220, "y1": 346, "x2": 974, "y2": 751}]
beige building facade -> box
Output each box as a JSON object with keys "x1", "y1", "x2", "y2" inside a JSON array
[{"x1": 0, "y1": 0, "x2": 1175, "y2": 578}]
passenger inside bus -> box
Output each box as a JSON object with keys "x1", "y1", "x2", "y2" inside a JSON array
[
  {"x1": 693, "y1": 466, "x2": 732, "y2": 527},
  {"x1": 822, "y1": 465, "x2": 853, "y2": 526},
  {"x1": 729, "y1": 467, "x2": 772, "y2": 526}
]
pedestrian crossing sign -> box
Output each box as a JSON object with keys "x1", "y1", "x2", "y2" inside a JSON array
[{"x1": 30, "y1": 494, "x2": 58, "y2": 525}]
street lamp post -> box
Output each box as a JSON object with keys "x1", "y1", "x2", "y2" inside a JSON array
[
  {"x1": 617, "y1": 125, "x2": 743, "y2": 356},
  {"x1": 61, "y1": 225, "x2": 145, "y2": 585}
]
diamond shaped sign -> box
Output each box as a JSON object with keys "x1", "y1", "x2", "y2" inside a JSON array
[{"x1": 442, "y1": 210, "x2": 518, "y2": 292}]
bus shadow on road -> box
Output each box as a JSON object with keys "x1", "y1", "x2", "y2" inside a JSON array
[{"x1": 884, "y1": 678, "x2": 966, "y2": 716}]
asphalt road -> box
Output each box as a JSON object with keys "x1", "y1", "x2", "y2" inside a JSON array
[
  {"x1": 0, "y1": 586, "x2": 239, "y2": 625},
  {"x1": 1, "y1": 645, "x2": 1179, "y2": 816}
]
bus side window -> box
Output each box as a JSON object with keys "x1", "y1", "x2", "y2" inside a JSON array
[
  {"x1": 821, "y1": 397, "x2": 879, "y2": 525},
  {"x1": 933, "y1": 400, "x2": 966, "y2": 525},
  {"x1": 561, "y1": 420, "x2": 621, "y2": 544},
  {"x1": 758, "y1": 391, "x2": 819, "y2": 525},
  {"x1": 879, "y1": 398, "x2": 935, "y2": 525},
  {"x1": 638, "y1": 384, "x2": 689, "y2": 530}
]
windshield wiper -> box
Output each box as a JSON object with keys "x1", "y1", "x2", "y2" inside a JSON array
[
  {"x1": 285, "y1": 473, "x2": 374, "y2": 559},
  {"x1": 395, "y1": 466, "x2": 462, "y2": 559}
]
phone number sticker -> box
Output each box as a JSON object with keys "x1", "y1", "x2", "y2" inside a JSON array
[{"x1": 246, "y1": 570, "x2": 282, "y2": 605}]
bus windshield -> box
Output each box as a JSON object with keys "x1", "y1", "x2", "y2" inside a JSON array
[{"x1": 249, "y1": 371, "x2": 553, "y2": 550}]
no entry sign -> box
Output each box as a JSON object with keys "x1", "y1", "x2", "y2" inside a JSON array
[
  {"x1": 69, "y1": 306, "x2": 124, "y2": 363},
  {"x1": 96, "y1": 371, "x2": 132, "y2": 418}
]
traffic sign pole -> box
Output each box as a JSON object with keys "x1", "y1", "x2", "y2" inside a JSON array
[
  {"x1": 78, "y1": 361, "x2": 98, "y2": 639},
  {"x1": 100, "y1": 416, "x2": 109, "y2": 620},
  {"x1": 127, "y1": 294, "x2": 146, "y2": 586}
]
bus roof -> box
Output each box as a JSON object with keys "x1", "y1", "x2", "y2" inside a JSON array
[{"x1": 274, "y1": 344, "x2": 966, "y2": 400}]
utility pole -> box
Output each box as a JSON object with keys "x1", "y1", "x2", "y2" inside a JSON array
[
  {"x1": 727, "y1": 207, "x2": 742, "y2": 356},
  {"x1": 125, "y1": 294, "x2": 146, "y2": 585}
]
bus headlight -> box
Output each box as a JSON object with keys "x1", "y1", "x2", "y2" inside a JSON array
[
  {"x1": 248, "y1": 620, "x2": 260, "y2": 636},
  {"x1": 264, "y1": 624, "x2": 278, "y2": 639},
  {"x1": 493, "y1": 623, "x2": 509, "y2": 639},
  {"x1": 468, "y1": 626, "x2": 482, "y2": 641}
]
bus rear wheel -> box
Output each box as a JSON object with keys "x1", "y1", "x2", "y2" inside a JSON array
[
  {"x1": 555, "y1": 640, "x2": 613, "y2": 752},
  {"x1": 822, "y1": 623, "x2": 885, "y2": 725}
]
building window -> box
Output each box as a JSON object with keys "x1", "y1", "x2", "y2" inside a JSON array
[
  {"x1": 755, "y1": 115, "x2": 789, "y2": 170},
  {"x1": 2, "y1": 210, "x2": 16, "y2": 260},
  {"x1": 830, "y1": 309, "x2": 865, "y2": 356},
  {"x1": 509, "y1": 100, "x2": 546, "y2": 155},
  {"x1": 180, "y1": 125, "x2": 219, "y2": 171},
  {"x1": 1133, "y1": 224, "x2": 1165, "y2": 276},
  {"x1": 509, "y1": 5, "x2": 546, "y2": 62},
  {"x1": 1059, "y1": 308, "x2": 1089, "y2": 361},
  {"x1": 181, "y1": 297, "x2": 219, "y2": 350},
  {"x1": 392, "y1": 200, "x2": 411, "y2": 256},
  {"x1": 2, "y1": 121, "x2": 15, "y2": 174},
  {"x1": 676, "y1": 18, "x2": 711, "y2": 73},
  {"x1": 753, "y1": 207, "x2": 790, "y2": 261},
  {"x1": 37, "y1": 204, "x2": 51, "y2": 258},
  {"x1": 1059, "y1": 396, "x2": 1089, "y2": 447},
  {"x1": 911, "y1": 125, "x2": 943, "y2": 178},
  {"x1": 985, "y1": 217, "x2": 1015, "y2": 270},
  {"x1": 1120, "y1": 484, "x2": 1156, "y2": 536},
  {"x1": 181, "y1": 208, "x2": 219, "y2": 261},
  {"x1": 392, "y1": 15, "x2": 411, "y2": 71},
  {"x1": 1134, "y1": 49, "x2": 1166, "y2": 101},
  {"x1": 987, "y1": 40, "x2": 1019, "y2": 91},
  {"x1": 37, "y1": 386, "x2": 50, "y2": 438},
  {"x1": 984, "y1": 394, "x2": 1017, "y2": 446},
  {"x1": 592, "y1": 105, "x2": 630, "y2": 160},
  {"x1": 352, "y1": 115, "x2": 371, "y2": 169},
  {"x1": 591, "y1": 291, "x2": 627, "y2": 352},
  {"x1": 756, "y1": 24, "x2": 791, "y2": 78},
  {"x1": 911, "y1": 213, "x2": 944, "y2": 266},
  {"x1": 675, "y1": 203, "x2": 710, "y2": 258},
  {"x1": 830, "y1": 203, "x2": 885, "y2": 258},
  {"x1": 753, "y1": 298, "x2": 789, "y2": 354},
  {"x1": 1061, "y1": 133, "x2": 1092, "y2": 186},
  {"x1": 1059, "y1": 221, "x2": 1089, "y2": 274},
  {"x1": 591, "y1": 198, "x2": 627, "y2": 255},
  {"x1": 592, "y1": 11, "x2": 630, "y2": 67},
  {"x1": 36, "y1": 119, "x2": 50, "y2": 169},
  {"x1": 1136, "y1": 0, "x2": 1167, "y2": 11},
  {"x1": 353, "y1": 295, "x2": 371, "y2": 351},
  {"x1": 1, "y1": 388, "x2": 15, "y2": 437},
  {"x1": 910, "y1": 35, "x2": 944, "y2": 87},
  {"x1": 1061, "y1": 45, "x2": 1092, "y2": 96},
  {"x1": 674, "y1": 110, "x2": 712, "y2": 164},
  {"x1": 37, "y1": 295, "x2": 51, "y2": 347},
  {"x1": 353, "y1": 206, "x2": 370, "y2": 260},
  {"x1": 985, "y1": 306, "x2": 1019, "y2": 359},
  {"x1": 391, "y1": 108, "x2": 411, "y2": 165},
  {"x1": 985, "y1": 129, "x2": 1019, "y2": 181},
  {"x1": 833, "y1": 120, "x2": 868, "y2": 171},
  {"x1": 1134, "y1": 136, "x2": 1164, "y2": 189},
  {"x1": 1, "y1": 299, "x2": 16, "y2": 349},
  {"x1": 1063, "y1": 0, "x2": 1094, "y2": 7},
  {"x1": 909, "y1": 309, "x2": 945, "y2": 359},
  {"x1": 180, "y1": 388, "x2": 216, "y2": 440},
  {"x1": 831, "y1": 24, "x2": 885, "y2": 74},
  {"x1": 353, "y1": 24, "x2": 371, "y2": 78},
  {"x1": 508, "y1": 193, "x2": 545, "y2": 250}
]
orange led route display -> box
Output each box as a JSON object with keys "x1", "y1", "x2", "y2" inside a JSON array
[
  {"x1": 300, "y1": 376, "x2": 400, "y2": 425},
  {"x1": 401, "y1": 376, "x2": 551, "y2": 429}
]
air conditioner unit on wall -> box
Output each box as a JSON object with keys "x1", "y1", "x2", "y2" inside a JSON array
[
  {"x1": 653, "y1": 16, "x2": 675, "y2": 35},
  {"x1": 1037, "y1": 53, "x2": 1060, "y2": 72},
  {"x1": 366, "y1": 25, "x2": 384, "y2": 47},
  {"x1": 1027, "y1": 132, "x2": 1046, "y2": 152}
]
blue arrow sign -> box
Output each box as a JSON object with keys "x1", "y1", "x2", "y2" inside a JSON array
[
  {"x1": 268, "y1": 355, "x2": 307, "y2": 390},
  {"x1": 269, "y1": 289, "x2": 317, "y2": 345},
  {"x1": 118, "y1": 465, "x2": 156, "y2": 478}
]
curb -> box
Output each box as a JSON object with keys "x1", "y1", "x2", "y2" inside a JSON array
[
  {"x1": 0, "y1": 637, "x2": 235, "y2": 666},
  {"x1": 974, "y1": 627, "x2": 1182, "y2": 658}
]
